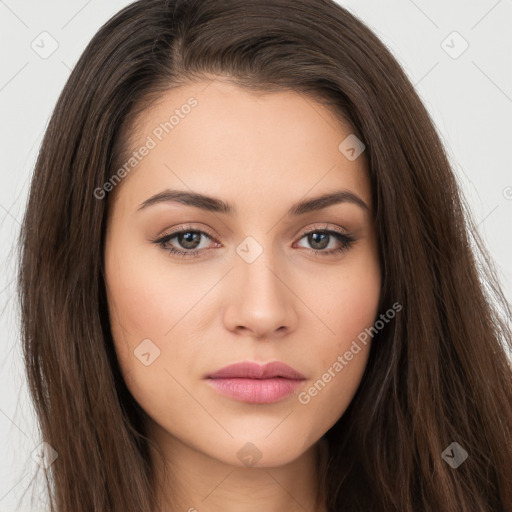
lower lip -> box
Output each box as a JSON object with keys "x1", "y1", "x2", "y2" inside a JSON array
[{"x1": 206, "y1": 377, "x2": 304, "y2": 404}]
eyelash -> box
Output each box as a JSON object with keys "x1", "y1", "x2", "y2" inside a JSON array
[{"x1": 152, "y1": 224, "x2": 355, "y2": 259}]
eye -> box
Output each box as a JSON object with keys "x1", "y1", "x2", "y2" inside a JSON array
[
  {"x1": 153, "y1": 226, "x2": 218, "y2": 259},
  {"x1": 294, "y1": 226, "x2": 355, "y2": 256}
]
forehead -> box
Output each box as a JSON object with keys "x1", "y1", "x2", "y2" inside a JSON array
[{"x1": 110, "y1": 79, "x2": 370, "y2": 214}]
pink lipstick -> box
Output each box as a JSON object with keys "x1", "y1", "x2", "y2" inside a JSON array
[{"x1": 206, "y1": 361, "x2": 306, "y2": 404}]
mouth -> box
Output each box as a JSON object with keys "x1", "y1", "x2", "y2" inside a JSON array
[{"x1": 205, "y1": 361, "x2": 306, "y2": 404}]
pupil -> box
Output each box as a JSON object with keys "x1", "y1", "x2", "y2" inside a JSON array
[
  {"x1": 309, "y1": 232, "x2": 328, "y2": 249},
  {"x1": 179, "y1": 232, "x2": 201, "y2": 249}
]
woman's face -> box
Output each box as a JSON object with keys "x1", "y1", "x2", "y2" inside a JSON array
[{"x1": 104, "y1": 79, "x2": 381, "y2": 468}]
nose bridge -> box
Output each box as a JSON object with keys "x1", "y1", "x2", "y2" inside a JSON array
[
  {"x1": 223, "y1": 234, "x2": 297, "y2": 336},
  {"x1": 236, "y1": 237, "x2": 287, "y2": 305}
]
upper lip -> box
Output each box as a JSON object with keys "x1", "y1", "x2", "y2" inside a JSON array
[{"x1": 206, "y1": 361, "x2": 306, "y2": 380}]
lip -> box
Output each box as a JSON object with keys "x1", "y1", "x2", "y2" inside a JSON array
[{"x1": 206, "y1": 361, "x2": 306, "y2": 404}]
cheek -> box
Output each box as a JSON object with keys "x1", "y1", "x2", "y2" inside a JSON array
[
  {"x1": 294, "y1": 251, "x2": 380, "y2": 423},
  {"x1": 313, "y1": 253, "x2": 381, "y2": 356},
  {"x1": 336, "y1": 272, "x2": 380, "y2": 349},
  {"x1": 104, "y1": 256, "x2": 182, "y2": 417},
  {"x1": 104, "y1": 240, "x2": 218, "y2": 398},
  {"x1": 105, "y1": 239, "x2": 209, "y2": 342}
]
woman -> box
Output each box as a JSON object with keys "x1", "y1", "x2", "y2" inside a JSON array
[{"x1": 17, "y1": 0, "x2": 512, "y2": 511}]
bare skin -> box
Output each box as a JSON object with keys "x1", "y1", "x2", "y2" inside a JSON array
[{"x1": 104, "y1": 77, "x2": 381, "y2": 512}]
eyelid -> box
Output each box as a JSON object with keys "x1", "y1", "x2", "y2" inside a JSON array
[
  {"x1": 294, "y1": 222, "x2": 349, "y2": 240},
  {"x1": 157, "y1": 223, "x2": 218, "y2": 242},
  {"x1": 156, "y1": 222, "x2": 348, "y2": 244}
]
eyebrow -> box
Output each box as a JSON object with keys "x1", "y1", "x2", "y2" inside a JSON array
[{"x1": 137, "y1": 188, "x2": 369, "y2": 215}]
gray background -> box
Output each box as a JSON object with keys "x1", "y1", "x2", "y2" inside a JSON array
[{"x1": 1, "y1": 1, "x2": 511, "y2": 510}]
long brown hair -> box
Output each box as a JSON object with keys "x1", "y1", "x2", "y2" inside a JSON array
[{"x1": 17, "y1": 0, "x2": 512, "y2": 511}]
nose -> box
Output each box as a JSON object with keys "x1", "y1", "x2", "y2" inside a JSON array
[{"x1": 222, "y1": 251, "x2": 299, "y2": 339}]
